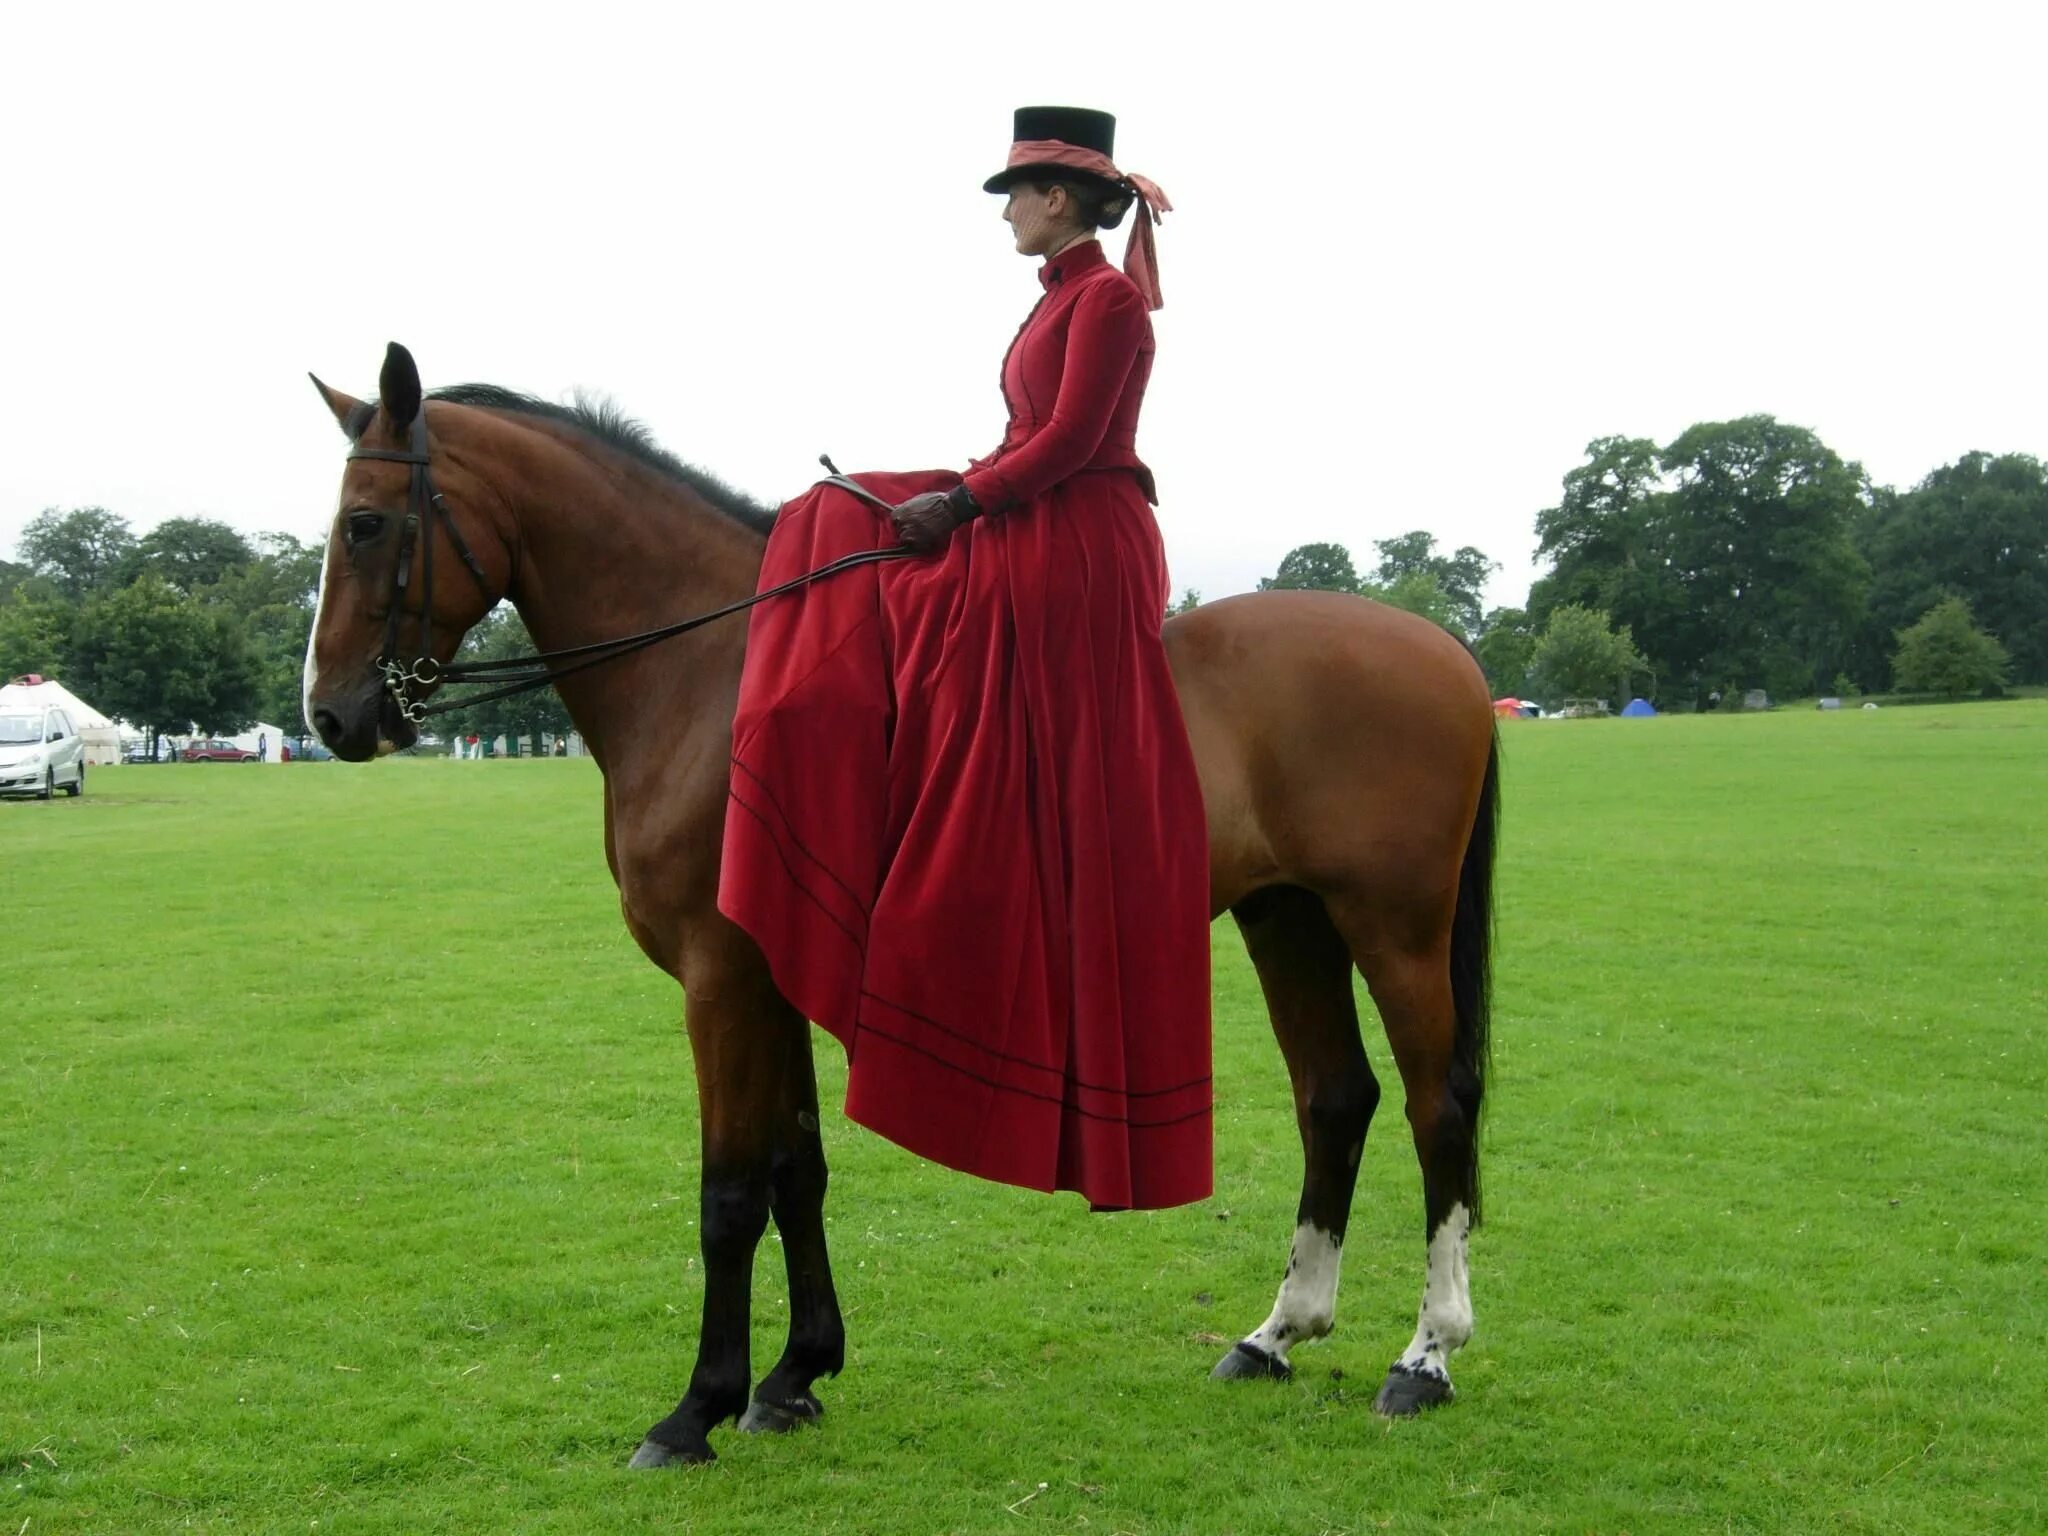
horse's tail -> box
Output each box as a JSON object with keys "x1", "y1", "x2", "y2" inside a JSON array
[{"x1": 1449, "y1": 724, "x2": 1500, "y2": 1226}]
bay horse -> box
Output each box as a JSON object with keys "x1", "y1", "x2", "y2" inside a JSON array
[{"x1": 304, "y1": 343, "x2": 1500, "y2": 1469}]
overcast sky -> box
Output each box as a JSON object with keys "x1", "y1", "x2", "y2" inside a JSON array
[{"x1": 3, "y1": 2, "x2": 2041, "y2": 612}]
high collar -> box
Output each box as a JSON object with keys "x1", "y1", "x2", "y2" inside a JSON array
[{"x1": 1039, "y1": 237, "x2": 1106, "y2": 291}]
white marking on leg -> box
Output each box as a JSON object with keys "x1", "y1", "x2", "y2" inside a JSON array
[
  {"x1": 1244, "y1": 1223, "x2": 1342, "y2": 1362},
  {"x1": 1394, "y1": 1202, "x2": 1472, "y2": 1383},
  {"x1": 301, "y1": 547, "x2": 332, "y2": 733}
]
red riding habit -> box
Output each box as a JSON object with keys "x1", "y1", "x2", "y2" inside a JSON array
[{"x1": 718, "y1": 240, "x2": 1213, "y2": 1210}]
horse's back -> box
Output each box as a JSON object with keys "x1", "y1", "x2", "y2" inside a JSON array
[{"x1": 1165, "y1": 591, "x2": 1494, "y2": 916}]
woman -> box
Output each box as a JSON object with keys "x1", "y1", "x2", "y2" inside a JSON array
[{"x1": 719, "y1": 107, "x2": 1211, "y2": 1211}]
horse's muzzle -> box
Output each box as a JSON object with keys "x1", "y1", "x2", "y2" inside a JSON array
[{"x1": 311, "y1": 679, "x2": 416, "y2": 761}]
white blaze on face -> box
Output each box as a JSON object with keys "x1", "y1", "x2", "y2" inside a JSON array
[
  {"x1": 1244, "y1": 1223, "x2": 1343, "y2": 1361},
  {"x1": 301, "y1": 539, "x2": 333, "y2": 733},
  {"x1": 1394, "y1": 1202, "x2": 1473, "y2": 1381}
]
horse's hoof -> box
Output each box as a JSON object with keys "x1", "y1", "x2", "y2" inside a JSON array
[
  {"x1": 1372, "y1": 1364, "x2": 1454, "y2": 1417},
  {"x1": 628, "y1": 1437, "x2": 713, "y2": 1469},
  {"x1": 1210, "y1": 1341, "x2": 1292, "y2": 1381},
  {"x1": 738, "y1": 1392, "x2": 824, "y2": 1434}
]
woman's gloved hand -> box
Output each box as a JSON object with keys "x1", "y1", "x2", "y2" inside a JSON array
[{"x1": 889, "y1": 485, "x2": 982, "y2": 552}]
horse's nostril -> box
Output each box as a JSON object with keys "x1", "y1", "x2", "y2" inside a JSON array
[{"x1": 313, "y1": 708, "x2": 344, "y2": 745}]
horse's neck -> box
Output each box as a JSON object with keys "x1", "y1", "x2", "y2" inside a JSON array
[{"x1": 476, "y1": 416, "x2": 767, "y2": 762}]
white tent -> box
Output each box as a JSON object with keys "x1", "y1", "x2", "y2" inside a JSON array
[
  {"x1": 0, "y1": 676, "x2": 124, "y2": 765},
  {"x1": 227, "y1": 721, "x2": 289, "y2": 763}
]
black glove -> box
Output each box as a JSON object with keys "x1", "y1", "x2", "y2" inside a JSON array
[{"x1": 889, "y1": 484, "x2": 982, "y2": 552}]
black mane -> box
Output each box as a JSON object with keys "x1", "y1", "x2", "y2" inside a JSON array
[{"x1": 427, "y1": 383, "x2": 778, "y2": 536}]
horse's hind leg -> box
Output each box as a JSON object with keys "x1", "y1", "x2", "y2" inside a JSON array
[
  {"x1": 1341, "y1": 919, "x2": 1479, "y2": 1416},
  {"x1": 740, "y1": 1031, "x2": 846, "y2": 1433},
  {"x1": 1212, "y1": 885, "x2": 1381, "y2": 1382}
]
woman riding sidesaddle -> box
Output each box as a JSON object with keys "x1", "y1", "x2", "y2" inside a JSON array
[{"x1": 719, "y1": 107, "x2": 1211, "y2": 1211}]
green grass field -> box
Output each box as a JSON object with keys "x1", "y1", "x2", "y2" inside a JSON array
[{"x1": 5, "y1": 703, "x2": 2044, "y2": 1534}]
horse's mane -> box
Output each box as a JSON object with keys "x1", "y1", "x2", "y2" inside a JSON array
[{"x1": 426, "y1": 383, "x2": 778, "y2": 536}]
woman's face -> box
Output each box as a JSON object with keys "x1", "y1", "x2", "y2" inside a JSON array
[{"x1": 1003, "y1": 182, "x2": 1076, "y2": 256}]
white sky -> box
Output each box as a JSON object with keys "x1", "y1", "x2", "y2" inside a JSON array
[{"x1": 3, "y1": 2, "x2": 2042, "y2": 612}]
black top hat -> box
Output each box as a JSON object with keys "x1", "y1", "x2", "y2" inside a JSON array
[{"x1": 983, "y1": 106, "x2": 1122, "y2": 194}]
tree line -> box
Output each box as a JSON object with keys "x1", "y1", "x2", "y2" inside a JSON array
[
  {"x1": 0, "y1": 508, "x2": 570, "y2": 752},
  {"x1": 1185, "y1": 416, "x2": 2043, "y2": 708},
  {"x1": 6, "y1": 415, "x2": 2041, "y2": 739},
  {"x1": 0, "y1": 509, "x2": 314, "y2": 751}
]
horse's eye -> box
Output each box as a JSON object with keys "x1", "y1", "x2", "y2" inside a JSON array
[{"x1": 347, "y1": 511, "x2": 386, "y2": 546}]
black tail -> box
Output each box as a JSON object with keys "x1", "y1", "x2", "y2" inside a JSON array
[{"x1": 1447, "y1": 725, "x2": 1500, "y2": 1225}]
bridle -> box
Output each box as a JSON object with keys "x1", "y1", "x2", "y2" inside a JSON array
[
  {"x1": 345, "y1": 409, "x2": 497, "y2": 724},
  {"x1": 344, "y1": 410, "x2": 916, "y2": 724}
]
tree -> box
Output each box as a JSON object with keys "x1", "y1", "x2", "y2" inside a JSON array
[
  {"x1": 1372, "y1": 531, "x2": 1497, "y2": 637},
  {"x1": 431, "y1": 607, "x2": 573, "y2": 753},
  {"x1": 69, "y1": 574, "x2": 260, "y2": 738},
  {"x1": 1530, "y1": 604, "x2": 1646, "y2": 706},
  {"x1": 205, "y1": 533, "x2": 323, "y2": 731},
  {"x1": 1657, "y1": 417, "x2": 1869, "y2": 701},
  {"x1": 131, "y1": 516, "x2": 257, "y2": 593},
  {"x1": 1167, "y1": 588, "x2": 1202, "y2": 617},
  {"x1": 1854, "y1": 452, "x2": 2047, "y2": 687},
  {"x1": 1530, "y1": 435, "x2": 1664, "y2": 616},
  {"x1": 17, "y1": 507, "x2": 137, "y2": 601},
  {"x1": 1474, "y1": 607, "x2": 1536, "y2": 698},
  {"x1": 1373, "y1": 569, "x2": 1465, "y2": 637},
  {"x1": 0, "y1": 590, "x2": 76, "y2": 680},
  {"x1": 1259, "y1": 542, "x2": 1363, "y2": 595},
  {"x1": 1529, "y1": 420, "x2": 1869, "y2": 704},
  {"x1": 1891, "y1": 596, "x2": 2010, "y2": 697}
]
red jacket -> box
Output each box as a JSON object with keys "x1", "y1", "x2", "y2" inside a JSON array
[{"x1": 961, "y1": 239, "x2": 1157, "y2": 510}]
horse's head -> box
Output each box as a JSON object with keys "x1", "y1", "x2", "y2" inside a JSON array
[{"x1": 304, "y1": 343, "x2": 512, "y2": 761}]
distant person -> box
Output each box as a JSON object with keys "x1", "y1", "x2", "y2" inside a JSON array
[{"x1": 257, "y1": 732, "x2": 268, "y2": 761}]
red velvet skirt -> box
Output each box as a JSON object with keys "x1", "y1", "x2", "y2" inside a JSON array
[{"x1": 717, "y1": 468, "x2": 1212, "y2": 1210}]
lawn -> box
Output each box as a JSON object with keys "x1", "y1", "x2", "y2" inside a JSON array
[{"x1": 4, "y1": 702, "x2": 2044, "y2": 1534}]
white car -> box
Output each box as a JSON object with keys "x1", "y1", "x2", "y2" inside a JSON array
[{"x1": 0, "y1": 703, "x2": 88, "y2": 799}]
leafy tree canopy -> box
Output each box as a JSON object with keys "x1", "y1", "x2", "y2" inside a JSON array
[
  {"x1": 1891, "y1": 596, "x2": 2009, "y2": 697},
  {"x1": 1372, "y1": 531, "x2": 1496, "y2": 637},
  {"x1": 1530, "y1": 418, "x2": 1869, "y2": 703},
  {"x1": 69, "y1": 574, "x2": 259, "y2": 734},
  {"x1": 1474, "y1": 606, "x2": 1536, "y2": 699},
  {"x1": 131, "y1": 516, "x2": 258, "y2": 593},
  {"x1": 18, "y1": 506, "x2": 136, "y2": 602},
  {"x1": 1530, "y1": 604, "x2": 1646, "y2": 706},
  {"x1": 1259, "y1": 542, "x2": 1363, "y2": 595},
  {"x1": 1855, "y1": 452, "x2": 2047, "y2": 687}
]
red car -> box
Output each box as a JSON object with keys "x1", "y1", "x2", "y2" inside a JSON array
[{"x1": 181, "y1": 739, "x2": 261, "y2": 763}]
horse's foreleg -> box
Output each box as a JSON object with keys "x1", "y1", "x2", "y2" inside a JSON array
[
  {"x1": 1213, "y1": 886, "x2": 1380, "y2": 1383},
  {"x1": 1352, "y1": 938, "x2": 1478, "y2": 1416},
  {"x1": 630, "y1": 971, "x2": 786, "y2": 1468},
  {"x1": 740, "y1": 1030, "x2": 845, "y2": 1433}
]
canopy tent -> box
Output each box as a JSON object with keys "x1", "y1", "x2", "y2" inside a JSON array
[
  {"x1": 1620, "y1": 697, "x2": 1658, "y2": 718},
  {"x1": 227, "y1": 721, "x2": 290, "y2": 762},
  {"x1": 0, "y1": 675, "x2": 125, "y2": 764},
  {"x1": 1492, "y1": 697, "x2": 1526, "y2": 718}
]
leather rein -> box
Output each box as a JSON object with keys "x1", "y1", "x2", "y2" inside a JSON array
[{"x1": 346, "y1": 415, "x2": 914, "y2": 724}]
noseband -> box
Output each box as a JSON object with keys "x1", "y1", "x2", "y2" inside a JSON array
[
  {"x1": 344, "y1": 412, "x2": 917, "y2": 725},
  {"x1": 346, "y1": 410, "x2": 497, "y2": 724}
]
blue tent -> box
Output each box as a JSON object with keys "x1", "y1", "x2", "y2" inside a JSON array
[{"x1": 1620, "y1": 698, "x2": 1657, "y2": 717}]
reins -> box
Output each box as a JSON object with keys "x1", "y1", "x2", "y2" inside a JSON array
[{"x1": 349, "y1": 426, "x2": 916, "y2": 723}]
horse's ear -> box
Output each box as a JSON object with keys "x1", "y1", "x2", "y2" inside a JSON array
[
  {"x1": 309, "y1": 373, "x2": 367, "y2": 438},
  {"x1": 379, "y1": 341, "x2": 422, "y2": 432}
]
